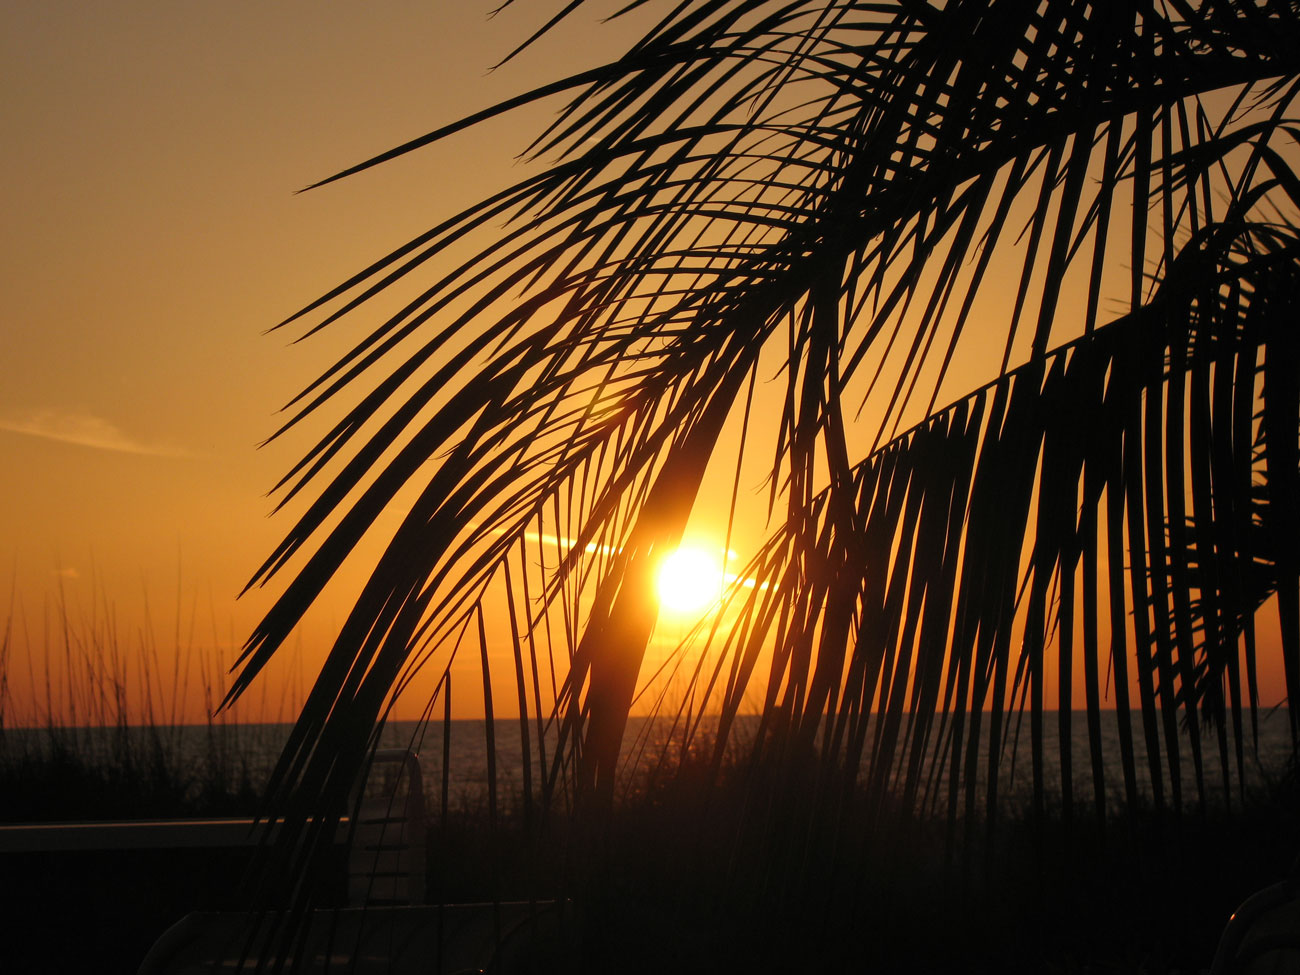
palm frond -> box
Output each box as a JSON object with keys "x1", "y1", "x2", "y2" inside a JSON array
[
  {"x1": 708, "y1": 220, "x2": 1299, "y2": 837},
  {"x1": 234, "y1": 1, "x2": 1300, "y2": 887}
]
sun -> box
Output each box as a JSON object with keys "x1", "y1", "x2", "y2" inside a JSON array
[{"x1": 656, "y1": 546, "x2": 724, "y2": 614}]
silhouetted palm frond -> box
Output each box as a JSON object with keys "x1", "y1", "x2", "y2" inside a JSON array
[
  {"x1": 232, "y1": 0, "x2": 1300, "y2": 890},
  {"x1": 708, "y1": 220, "x2": 1299, "y2": 837}
]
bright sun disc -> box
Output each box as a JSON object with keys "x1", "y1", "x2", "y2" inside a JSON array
[{"x1": 656, "y1": 547, "x2": 723, "y2": 613}]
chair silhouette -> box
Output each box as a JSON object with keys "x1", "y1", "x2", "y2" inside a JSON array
[
  {"x1": 1211, "y1": 867, "x2": 1300, "y2": 975},
  {"x1": 138, "y1": 748, "x2": 438, "y2": 974},
  {"x1": 344, "y1": 747, "x2": 427, "y2": 908},
  {"x1": 137, "y1": 901, "x2": 565, "y2": 974}
]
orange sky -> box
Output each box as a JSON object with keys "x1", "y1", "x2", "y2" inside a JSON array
[
  {"x1": 3, "y1": 3, "x2": 1290, "y2": 727},
  {"x1": 1, "y1": 1, "x2": 668, "y2": 724}
]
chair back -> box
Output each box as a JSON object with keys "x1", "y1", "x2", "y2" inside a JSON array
[
  {"x1": 346, "y1": 747, "x2": 426, "y2": 907},
  {"x1": 1212, "y1": 877, "x2": 1300, "y2": 975}
]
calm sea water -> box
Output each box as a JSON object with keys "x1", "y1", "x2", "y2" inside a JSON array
[{"x1": 7, "y1": 710, "x2": 1294, "y2": 814}]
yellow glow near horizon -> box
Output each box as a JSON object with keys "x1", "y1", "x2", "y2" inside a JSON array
[{"x1": 656, "y1": 546, "x2": 725, "y2": 613}]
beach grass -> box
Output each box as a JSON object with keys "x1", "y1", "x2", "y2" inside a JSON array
[
  {"x1": 3, "y1": 592, "x2": 1298, "y2": 973},
  {"x1": 411, "y1": 731, "x2": 1300, "y2": 974},
  {"x1": 0, "y1": 586, "x2": 286, "y2": 821}
]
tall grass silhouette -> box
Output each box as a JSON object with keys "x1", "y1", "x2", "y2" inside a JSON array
[{"x1": 0, "y1": 583, "x2": 294, "y2": 821}]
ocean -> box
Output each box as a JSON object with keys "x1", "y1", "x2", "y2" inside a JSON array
[{"x1": 6, "y1": 709, "x2": 1294, "y2": 815}]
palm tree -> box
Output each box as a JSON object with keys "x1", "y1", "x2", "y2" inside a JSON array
[{"x1": 229, "y1": 0, "x2": 1300, "y2": 900}]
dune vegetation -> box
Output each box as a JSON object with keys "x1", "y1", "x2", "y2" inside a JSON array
[{"x1": 0, "y1": 588, "x2": 281, "y2": 821}]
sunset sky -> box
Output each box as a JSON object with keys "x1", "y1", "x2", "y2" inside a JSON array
[
  {"x1": 2, "y1": 1, "x2": 667, "y2": 722},
  {"x1": 5, "y1": 3, "x2": 1291, "y2": 727}
]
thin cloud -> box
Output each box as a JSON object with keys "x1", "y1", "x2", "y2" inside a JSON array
[{"x1": 0, "y1": 410, "x2": 190, "y2": 458}]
